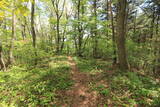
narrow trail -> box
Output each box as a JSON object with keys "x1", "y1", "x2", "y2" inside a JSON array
[{"x1": 66, "y1": 56, "x2": 98, "y2": 107}]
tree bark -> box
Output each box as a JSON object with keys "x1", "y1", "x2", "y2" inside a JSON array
[
  {"x1": 109, "y1": 0, "x2": 117, "y2": 64},
  {"x1": 93, "y1": 0, "x2": 98, "y2": 58},
  {"x1": 8, "y1": 0, "x2": 16, "y2": 65},
  {"x1": 31, "y1": 0, "x2": 36, "y2": 48},
  {"x1": 51, "y1": 0, "x2": 65, "y2": 54},
  {"x1": 31, "y1": 0, "x2": 37, "y2": 65},
  {"x1": 116, "y1": 0, "x2": 129, "y2": 71},
  {"x1": 0, "y1": 41, "x2": 6, "y2": 71},
  {"x1": 77, "y1": 0, "x2": 82, "y2": 57},
  {"x1": 21, "y1": 24, "x2": 26, "y2": 40},
  {"x1": 60, "y1": 25, "x2": 66, "y2": 52},
  {"x1": 154, "y1": 16, "x2": 160, "y2": 74}
]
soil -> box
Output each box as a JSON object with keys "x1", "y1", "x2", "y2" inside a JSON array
[{"x1": 64, "y1": 56, "x2": 99, "y2": 107}]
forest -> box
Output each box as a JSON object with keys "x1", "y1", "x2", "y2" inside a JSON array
[{"x1": 0, "y1": 0, "x2": 160, "y2": 106}]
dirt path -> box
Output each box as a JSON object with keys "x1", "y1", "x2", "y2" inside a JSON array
[{"x1": 66, "y1": 56, "x2": 98, "y2": 107}]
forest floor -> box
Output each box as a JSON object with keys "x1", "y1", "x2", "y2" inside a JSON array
[
  {"x1": 0, "y1": 55, "x2": 160, "y2": 107},
  {"x1": 56, "y1": 56, "x2": 114, "y2": 107},
  {"x1": 64, "y1": 56, "x2": 99, "y2": 107}
]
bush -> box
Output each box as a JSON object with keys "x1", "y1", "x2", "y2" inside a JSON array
[{"x1": 110, "y1": 72, "x2": 160, "y2": 106}]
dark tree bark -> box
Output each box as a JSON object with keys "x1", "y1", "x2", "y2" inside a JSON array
[
  {"x1": 77, "y1": 0, "x2": 83, "y2": 57},
  {"x1": 21, "y1": 19, "x2": 26, "y2": 40},
  {"x1": 56, "y1": 16, "x2": 60, "y2": 53},
  {"x1": 0, "y1": 44, "x2": 6, "y2": 71},
  {"x1": 0, "y1": 39, "x2": 6, "y2": 71},
  {"x1": 93, "y1": 0, "x2": 98, "y2": 58},
  {"x1": 31, "y1": 0, "x2": 37, "y2": 65},
  {"x1": 154, "y1": 16, "x2": 160, "y2": 74},
  {"x1": 60, "y1": 12, "x2": 69, "y2": 52},
  {"x1": 31, "y1": 0, "x2": 36, "y2": 48},
  {"x1": 116, "y1": 0, "x2": 129, "y2": 71},
  {"x1": 109, "y1": 0, "x2": 117, "y2": 64}
]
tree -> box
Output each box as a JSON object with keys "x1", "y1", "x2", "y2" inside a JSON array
[
  {"x1": 108, "y1": 0, "x2": 117, "y2": 64},
  {"x1": 141, "y1": 0, "x2": 160, "y2": 74},
  {"x1": 8, "y1": 0, "x2": 16, "y2": 65},
  {"x1": 92, "y1": 0, "x2": 98, "y2": 58},
  {"x1": 77, "y1": 0, "x2": 83, "y2": 56},
  {"x1": 116, "y1": 0, "x2": 129, "y2": 71},
  {"x1": 51, "y1": 0, "x2": 65, "y2": 54},
  {"x1": 31, "y1": 0, "x2": 36, "y2": 48},
  {"x1": 31, "y1": 0, "x2": 37, "y2": 65},
  {"x1": 0, "y1": 40, "x2": 6, "y2": 71}
]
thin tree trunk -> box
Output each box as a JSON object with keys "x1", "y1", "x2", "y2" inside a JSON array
[
  {"x1": 56, "y1": 17, "x2": 60, "y2": 54},
  {"x1": 106, "y1": 0, "x2": 109, "y2": 38},
  {"x1": 51, "y1": 0, "x2": 65, "y2": 54},
  {"x1": 8, "y1": 0, "x2": 16, "y2": 65},
  {"x1": 93, "y1": 0, "x2": 98, "y2": 58},
  {"x1": 133, "y1": 10, "x2": 137, "y2": 34},
  {"x1": 31, "y1": 0, "x2": 36, "y2": 48},
  {"x1": 60, "y1": 25, "x2": 66, "y2": 52},
  {"x1": 21, "y1": 24, "x2": 26, "y2": 40},
  {"x1": 0, "y1": 23, "x2": 6, "y2": 71},
  {"x1": 154, "y1": 16, "x2": 160, "y2": 74},
  {"x1": 77, "y1": 0, "x2": 82, "y2": 57},
  {"x1": 31, "y1": 0, "x2": 37, "y2": 65},
  {"x1": 0, "y1": 41, "x2": 6, "y2": 71},
  {"x1": 109, "y1": 0, "x2": 117, "y2": 64},
  {"x1": 74, "y1": 37, "x2": 78, "y2": 55}
]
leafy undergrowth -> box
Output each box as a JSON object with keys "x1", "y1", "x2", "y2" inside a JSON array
[
  {"x1": 74, "y1": 57, "x2": 160, "y2": 106},
  {"x1": 109, "y1": 72, "x2": 160, "y2": 106},
  {"x1": 0, "y1": 56, "x2": 73, "y2": 107},
  {"x1": 73, "y1": 57, "x2": 112, "y2": 74}
]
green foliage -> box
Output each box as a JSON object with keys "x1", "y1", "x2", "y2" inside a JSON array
[
  {"x1": 127, "y1": 39, "x2": 157, "y2": 73},
  {"x1": 0, "y1": 56, "x2": 73, "y2": 106},
  {"x1": 110, "y1": 72, "x2": 160, "y2": 106},
  {"x1": 73, "y1": 57, "x2": 112, "y2": 74},
  {"x1": 94, "y1": 85, "x2": 110, "y2": 96},
  {"x1": 0, "y1": 0, "x2": 159, "y2": 106},
  {"x1": 13, "y1": 41, "x2": 52, "y2": 66},
  {"x1": 76, "y1": 57, "x2": 160, "y2": 106}
]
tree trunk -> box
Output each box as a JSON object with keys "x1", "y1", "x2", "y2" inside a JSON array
[
  {"x1": 77, "y1": 0, "x2": 82, "y2": 57},
  {"x1": 74, "y1": 33, "x2": 78, "y2": 55},
  {"x1": 109, "y1": 0, "x2": 117, "y2": 64},
  {"x1": 154, "y1": 16, "x2": 160, "y2": 74},
  {"x1": 31, "y1": 0, "x2": 37, "y2": 65},
  {"x1": 51, "y1": 0, "x2": 65, "y2": 54},
  {"x1": 56, "y1": 17, "x2": 60, "y2": 54},
  {"x1": 93, "y1": 0, "x2": 98, "y2": 58},
  {"x1": 8, "y1": 0, "x2": 16, "y2": 65},
  {"x1": 0, "y1": 41, "x2": 6, "y2": 71},
  {"x1": 133, "y1": 10, "x2": 137, "y2": 34},
  {"x1": 31, "y1": 0, "x2": 36, "y2": 48},
  {"x1": 21, "y1": 24, "x2": 26, "y2": 40},
  {"x1": 116, "y1": 0, "x2": 129, "y2": 71},
  {"x1": 60, "y1": 25, "x2": 66, "y2": 52}
]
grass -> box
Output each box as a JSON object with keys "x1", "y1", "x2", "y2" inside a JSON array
[
  {"x1": 109, "y1": 72, "x2": 160, "y2": 106},
  {"x1": 1, "y1": 56, "x2": 160, "y2": 106},
  {"x1": 0, "y1": 56, "x2": 73, "y2": 106},
  {"x1": 73, "y1": 56, "x2": 160, "y2": 106},
  {"x1": 73, "y1": 57, "x2": 112, "y2": 74}
]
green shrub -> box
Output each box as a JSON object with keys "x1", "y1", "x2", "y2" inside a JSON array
[{"x1": 110, "y1": 72, "x2": 160, "y2": 106}]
